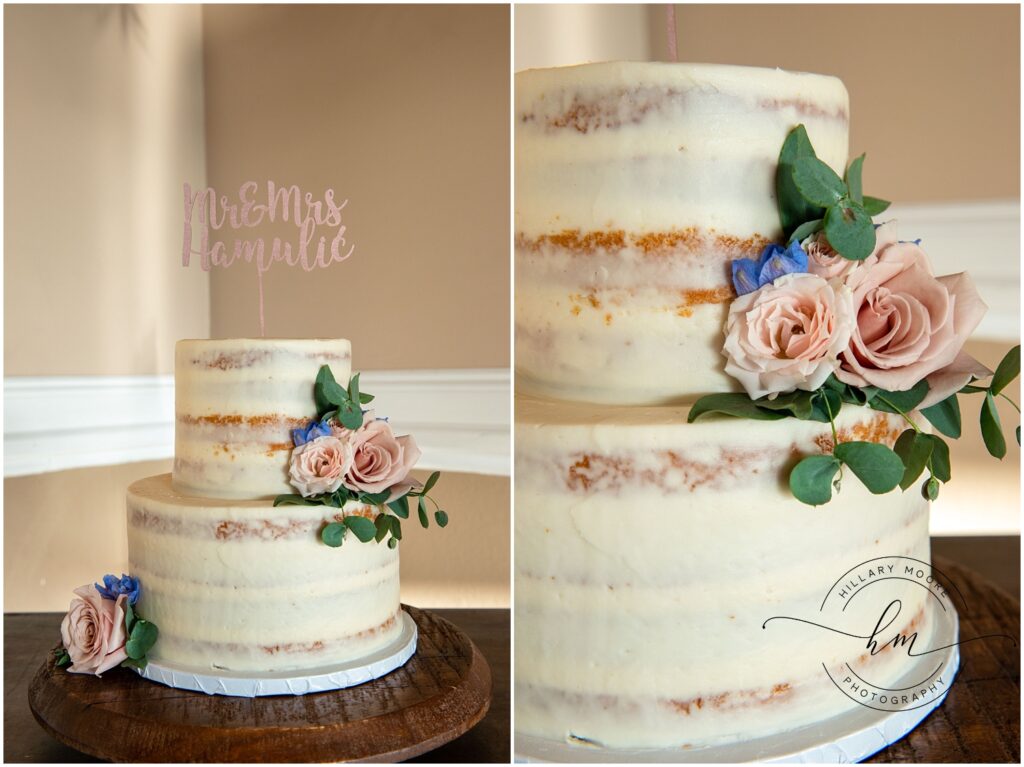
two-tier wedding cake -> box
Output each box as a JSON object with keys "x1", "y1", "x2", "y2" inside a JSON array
[{"x1": 514, "y1": 62, "x2": 938, "y2": 749}]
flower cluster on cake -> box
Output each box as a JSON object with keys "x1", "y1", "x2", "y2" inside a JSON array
[{"x1": 690, "y1": 125, "x2": 1020, "y2": 506}]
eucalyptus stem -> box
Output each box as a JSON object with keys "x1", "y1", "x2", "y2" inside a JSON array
[
  {"x1": 874, "y1": 395, "x2": 922, "y2": 433},
  {"x1": 998, "y1": 392, "x2": 1021, "y2": 414}
]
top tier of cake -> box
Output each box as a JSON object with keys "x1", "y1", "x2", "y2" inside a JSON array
[
  {"x1": 515, "y1": 62, "x2": 850, "y2": 405},
  {"x1": 173, "y1": 338, "x2": 351, "y2": 500}
]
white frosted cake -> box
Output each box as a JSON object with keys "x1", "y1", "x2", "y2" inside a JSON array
[
  {"x1": 127, "y1": 338, "x2": 402, "y2": 673},
  {"x1": 514, "y1": 63, "x2": 935, "y2": 749}
]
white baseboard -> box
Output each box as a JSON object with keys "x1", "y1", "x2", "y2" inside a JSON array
[{"x1": 4, "y1": 369, "x2": 510, "y2": 478}]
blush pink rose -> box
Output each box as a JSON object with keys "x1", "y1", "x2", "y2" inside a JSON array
[
  {"x1": 289, "y1": 435, "x2": 354, "y2": 496},
  {"x1": 342, "y1": 413, "x2": 422, "y2": 496},
  {"x1": 804, "y1": 221, "x2": 898, "y2": 281},
  {"x1": 60, "y1": 586, "x2": 128, "y2": 675},
  {"x1": 723, "y1": 273, "x2": 854, "y2": 400},
  {"x1": 836, "y1": 238, "x2": 989, "y2": 407}
]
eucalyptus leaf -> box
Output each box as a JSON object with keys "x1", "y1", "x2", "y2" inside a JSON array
[
  {"x1": 790, "y1": 455, "x2": 841, "y2": 506},
  {"x1": 923, "y1": 477, "x2": 940, "y2": 501},
  {"x1": 893, "y1": 430, "x2": 933, "y2": 490},
  {"x1": 387, "y1": 495, "x2": 410, "y2": 519},
  {"x1": 359, "y1": 393, "x2": 375, "y2": 404},
  {"x1": 809, "y1": 388, "x2": 843, "y2": 423},
  {"x1": 374, "y1": 514, "x2": 390, "y2": 543},
  {"x1": 321, "y1": 522, "x2": 346, "y2": 547},
  {"x1": 126, "y1": 620, "x2": 158, "y2": 660},
  {"x1": 434, "y1": 510, "x2": 449, "y2": 528},
  {"x1": 56, "y1": 650, "x2": 71, "y2": 668},
  {"x1": 833, "y1": 441, "x2": 904, "y2": 494},
  {"x1": 348, "y1": 372, "x2": 361, "y2": 405},
  {"x1": 868, "y1": 381, "x2": 930, "y2": 414},
  {"x1": 688, "y1": 393, "x2": 788, "y2": 422},
  {"x1": 418, "y1": 496, "x2": 429, "y2": 528},
  {"x1": 789, "y1": 218, "x2": 823, "y2": 244},
  {"x1": 777, "y1": 125, "x2": 826, "y2": 238},
  {"x1": 755, "y1": 390, "x2": 816, "y2": 420},
  {"x1": 314, "y1": 365, "x2": 337, "y2": 415},
  {"x1": 980, "y1": 392, "x2": 1006, "y2": 459},
  {"x1": 959, "y1": 384, "x2": 988, "y2": 394},
  {"x1": 344, "y1": 515, "x2": 377, "y2": 543},
  {"x1": 274, "y1": 494, "x2": 319, "y2": 507},
  {"x1": 1016, "y1": 425, "x2": 1021, "y2": 445},
  {"x1": 862, "y1": 196, "x2": 891, "y2": 216},
  {"x1": 845, "y1": 154, "x2": 865, "y2": 203},
  {"x1": 338, "y1": 400, "x2": 363, "y2": 430},
  {"x1": 423, "y1": 471, "x2": 441, "y2": 494},
  {"x1": 387, "y1": 537, "x2": 399, "y2": 549},
  {"x1": 920, "y1": 394, "x2": 962, "y2": 438},
  {"x1": 388, "y1": 516, "x2": 403, "y2": 541},
  {"x1": 359, "y1": 490, "x2": 391, "y2": 506},
  {"x1": 124, "y1": 600, "x2": 136, "y2": 634},
  {"x1": 793, "y1": 156, "x2": 847, "y2": 206},
  {"x1": 924, "y1": 434, "x2": 951, "y2": 482},
  {"x1": 824, "y1": 200, "x2": 875, "y2": 261},
  {"x1": 990, "y1": 345, "x2": 1020, "y2": 396}
]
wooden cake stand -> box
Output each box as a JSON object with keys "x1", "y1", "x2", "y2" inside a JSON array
[{"x1": 28, "y1": 606, "x2": 491, "y2": 763}]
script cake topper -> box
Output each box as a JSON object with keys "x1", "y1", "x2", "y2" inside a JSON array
[{"x1": 182, "y1": 181, "x2": 355, "y2": 335}]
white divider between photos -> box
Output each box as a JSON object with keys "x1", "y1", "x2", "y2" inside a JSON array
[{"x1": 4, "y1": 369, "x2": 510, "y2": 478}]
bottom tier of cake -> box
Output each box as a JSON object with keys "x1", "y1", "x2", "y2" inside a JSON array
[
  {"x1": 515, "y1": 394, "x2": 934, "y2": 749},
  {"x1": 127, "y1": 474, "x2": 402, "y2": 673}
]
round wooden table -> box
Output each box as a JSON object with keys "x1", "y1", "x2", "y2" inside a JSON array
[{"x1": 27, "y1": 606, "x2": 492, "y2": 763}]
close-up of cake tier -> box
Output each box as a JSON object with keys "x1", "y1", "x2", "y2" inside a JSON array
[
  {"x1": 515, "y1": 62, "x2": 849, "y2": 405},
  {"x1": 514, "y1": 394, "x2": 933, "y2": 748},
  {"x1": 174, "y1": 338, "x2": 352, "y2": 499},
  {"x1": 128, "y1": 474, "x2": 402, "y2": 673}
]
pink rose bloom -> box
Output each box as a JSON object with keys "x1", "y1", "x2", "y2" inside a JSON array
[
  {"x1": 804, "y1": 221, "x2": 898, "y2": 281},
  {"x1": 60, "y1": 586, "x2": 128, "y2": 675},
  {"x1": 723, "y1": 273, "x2": 854, "y2": 400},
  {"x1": 289, "y1": 435, "x2": 354, "y2": 496},
  {"x1": 836, "y1": 238, "x2": 989, "y2": 407},
  {"x1": 342, "y1": 413, "x2": 422, "y2": 497}
]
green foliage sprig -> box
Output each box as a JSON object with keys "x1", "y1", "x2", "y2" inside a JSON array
[
  {"x1": 314, "y1": 365, "x2": 374, "y2": 429},
  {"x1": 777, "y1": 125, "x2": 891, "y2": 260},
  {"x1": 690, "y1": 345, "x2": 1021, "y2": 506},
  {"x1": 310, "y1": 471, "x2": 448, "y2": 551}
]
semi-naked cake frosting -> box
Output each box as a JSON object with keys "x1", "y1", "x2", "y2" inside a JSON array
[
  {"x1": 514, "y1": 63, "x2": 934, "y2": 749},
  {"x1": 516, "y1": 61, "x2": 849, "y2": 405},
  {"x1": 128, "y1": 338, "x2": 402, "y2": 673}
]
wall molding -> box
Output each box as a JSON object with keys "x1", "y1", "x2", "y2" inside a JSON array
[{"x1": 4, "y1": 369, "x2": 510, "y2": 478}]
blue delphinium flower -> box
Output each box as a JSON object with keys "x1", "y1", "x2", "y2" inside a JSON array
[
  {"x1": 731, "y1": 240, "x2": 809, "y2": 296},
  {"x1": 291, "y1": 419, "x2": 332, "y2": 446},
  {"x1": 95, "y1": 573, "x2": 141, "y2": 605}
]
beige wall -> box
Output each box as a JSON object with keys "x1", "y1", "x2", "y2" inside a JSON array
[
  {"x1": 4, "y1": 4, "x2": 210, "y2": 376},
  {"x1": 5, "y1": 465, "x2": 508, "y2": 612},
  {"x1": 4, "y1": 5, "x2": 512, "y2": 612},
  {"x1": 202, "y1": 5, "x2": 510, "y2": 370},
  {"x1": 650, "y1": 4, "x2": 1020, "y2": 204}
]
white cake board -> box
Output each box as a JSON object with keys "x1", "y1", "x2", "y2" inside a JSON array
[
  {"x1": 132, "y1": 610, "x2": 417, "y2": 697},
  {"x1": 516, "y1": 610, "x2": 960, "y2": 763}
]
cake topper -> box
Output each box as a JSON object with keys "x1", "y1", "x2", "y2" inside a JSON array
[{"x1": 182, "y1": 181, "x2": 355, "y2": 335}]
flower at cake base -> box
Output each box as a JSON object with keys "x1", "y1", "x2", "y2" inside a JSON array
[
  {"x1": 59, "y1": 585, "x2": 128, "y2": 675},
  {"x1": 341, "y1": 412, "x2": 422, "y2": 497},
  {"x1": 94, "y1": 573, "x2": 140, "y2": 605},
  {"x1": 723, "y1": 273, "x2": 854, "y2": 400},
  {"x1": 836, "y1": 240, "x2": 989, "y2": 407},
  {"x1": 289, "y1": 435, "x2": 354, "y2": 496},
  {"x1": 731, "y1": 241, "x2": 808, "y2": 296}
]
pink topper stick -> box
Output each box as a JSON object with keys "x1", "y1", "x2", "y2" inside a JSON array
[{"x1": 666, "y1": 5, "x2": 678, "y2": 62}]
